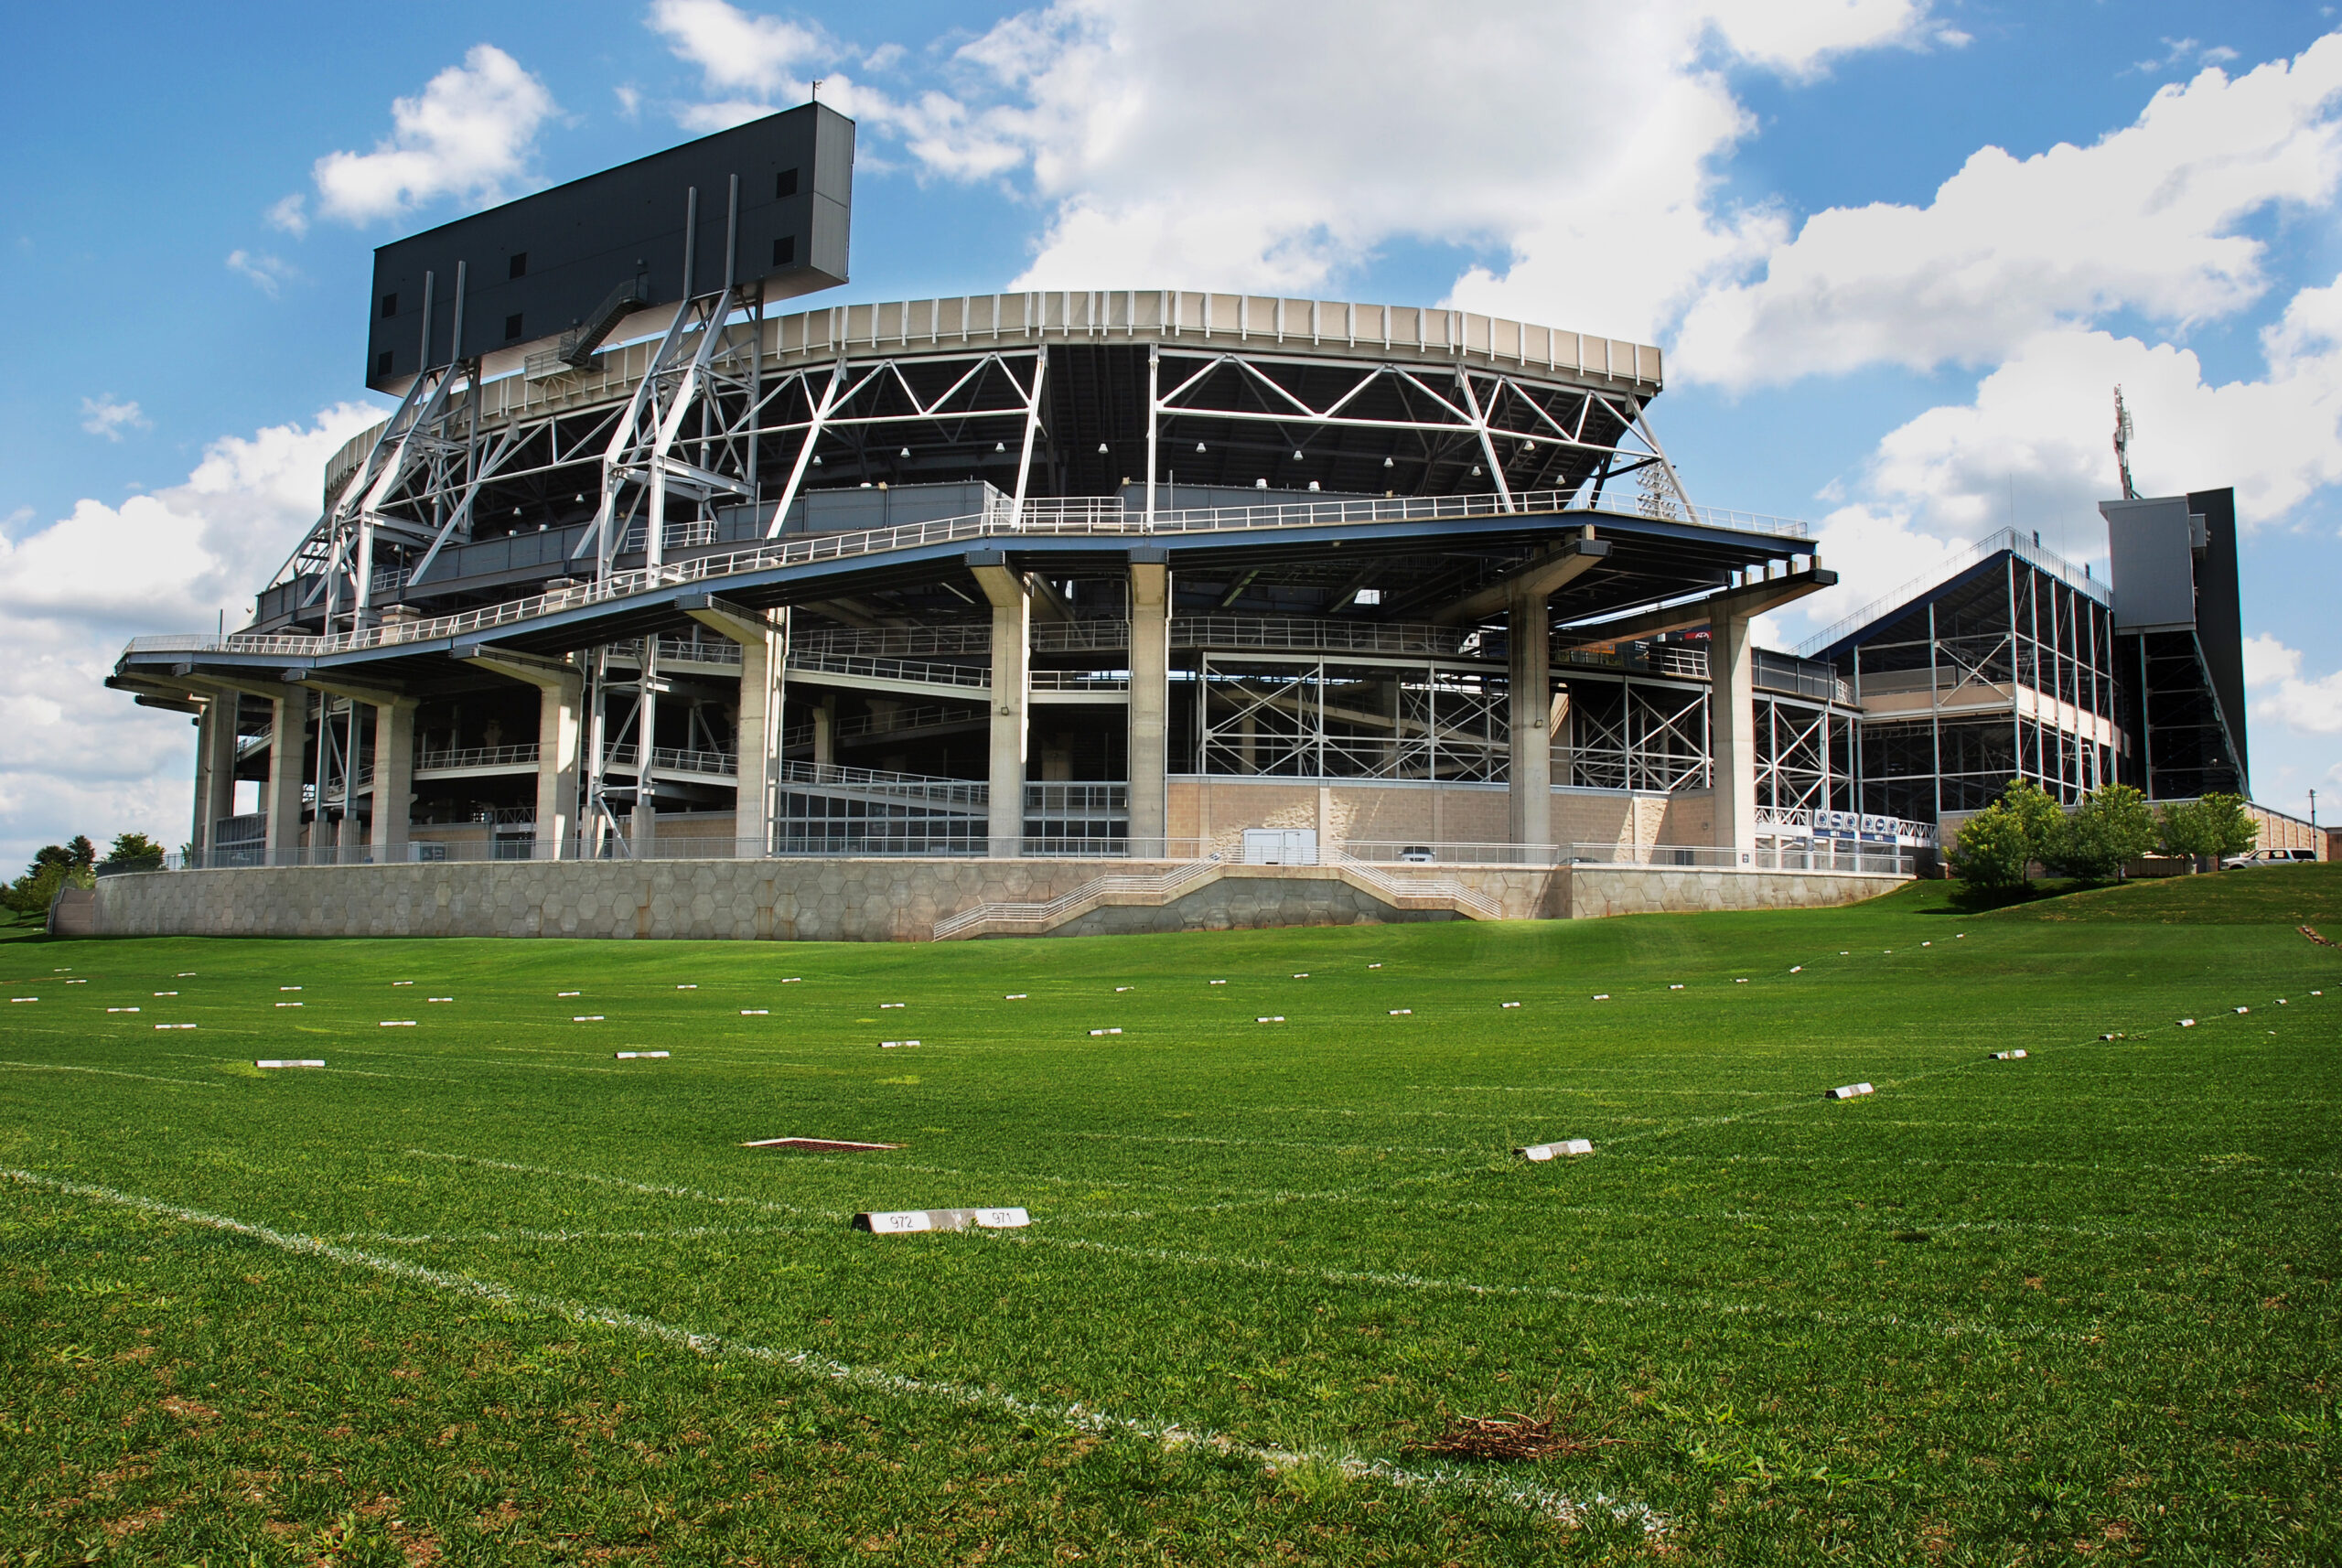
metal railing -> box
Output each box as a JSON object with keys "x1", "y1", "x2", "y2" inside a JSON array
[
  {"x1": 1029, "y1": 671, "x2": 1129, "y2": 694},
  {"x1": 1174, "y1": 616, "x2": 1472, "y2": 658},
  {"x1": 127, "y1": 491, "x2": 1809, "y2": 666},
  {"x1": 416, "y1": 743, "x2": 541, "y2": 772},
  {"x1": 779, "y1": 758, "x2": 989, "y2": 806},
  {"x1": 1567, "y1": 842, "x2": 1915, "y2": 874},
  {"x1": 603, "y1": 743, "x2": 739, "y2": 778},
  {"x1": 786, "y1": 650, "x2": 992, "y2": 690}
]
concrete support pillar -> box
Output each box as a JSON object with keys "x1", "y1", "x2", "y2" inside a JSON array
[
  {"x1": 369, "y1": 699, "x2": 418, "y2": 862},
  {"x1": 194, "y1": 695, "x2": 239, "y2": 861},
  {"x1": 971, "y1": 553, "x2": 1029, "y2": 857},
  {"x1": 1713, "y1": 610, "x2": 1756, "y2": 865},
  {"x1": 456, "y1": 646, "x2": 584, "y2": 859},
  {"x1": 1508, "y1": 588, "x2": 1553, "y2": 854},
  {"x1": 811, "y1": 700, "x2": 833, "y2": 765},
  {"x1": 631, "y1": 797, "x2": 657, "y2": 854},
  {"x1": 1126, "y1": 554, "x2": 1170, "y2": 855},
  {"x1": 337, "y1": 801, "x2": 363, "y2": 860},
  {"x1": 685, "y1": 596, "x2": 785, "y2": 858},
  {"x1": 265, "y1": 692, "x2": 307, "y2": 862}
]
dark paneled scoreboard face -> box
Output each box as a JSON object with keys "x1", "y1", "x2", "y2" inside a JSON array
[{"x1": 366, "y1": 102, "x2": 851, "y2": 390}]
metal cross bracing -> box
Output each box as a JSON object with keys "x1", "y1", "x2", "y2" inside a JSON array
[
  {"x1": 1753, "y1": 694, "x2": 1853, "y2": 818},
  {"x1": 1143, "y1": 348, "x2": 1693, "y2": 518},
  {"x1": 1563, "y1": 677, "x2": 1712, "y2": 794},
  {"x1": 1194, "y1": 658, "x2": 1509, "y2": 782}
]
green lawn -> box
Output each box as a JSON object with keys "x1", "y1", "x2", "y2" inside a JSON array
[{"x1": 1, "y1": 870, "x2": 2336, "y2": 1564}]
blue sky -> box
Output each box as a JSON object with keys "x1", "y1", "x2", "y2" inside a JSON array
[{"x1": 4, "y1": 0, "x2": 2340, "y2": 865}]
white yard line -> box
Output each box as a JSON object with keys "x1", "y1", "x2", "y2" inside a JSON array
[
  {"x1": 2, "y1": 1167, "x2": 1659, "y2": 1534},
  {"x1": 0, "y1": 1060, "x2": 221, "y2": 1089},
  {"x1": 403, "y1": 1149, "x2": 847, "y2": 1219}
]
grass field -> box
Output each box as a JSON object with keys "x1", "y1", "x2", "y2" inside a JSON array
[{"x1": 2, "y1": 870, "x2": 2337, "y2": 1564}]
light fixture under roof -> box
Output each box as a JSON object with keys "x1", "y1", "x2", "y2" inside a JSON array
[
  {"x1": 1292, "y1": 449, "x2": 1304, "y2": 460},
  {"x1": 1382, "y1": 456, "x2": 1394, "y2": 468},
  {"x1": 1471, "y1": 465, "x2": 1483, "y2": 476},
  {"x1": 994, "y1": 441, "x2": 1006, "y2": 452},
  {"x1": 1195, "y1": 441, "x2": 1206, "y2": 452},
  {"x1": 899, "y1": 446, "x2": 911, "y2": 457},
  {"x1": 1097, "y1": 443, "x2": 1110, "y2": 454}
]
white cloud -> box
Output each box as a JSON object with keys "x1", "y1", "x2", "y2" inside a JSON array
[
  {"x1": 226, "y1": 249, "x2": 297, "y2": 297},
  {"x1": 0, "y1": 404, "x2": 386, "y2": 871},
  {"x1": 2244, "y1": 632, "x2": 2342, "y2": 733},
  {"x1": 1675, "y1": 36, "x2": 2342, "y2": 387},
  {"x1": 79, "y1": 396, "x2": 149, "y2": 442},
  {"x1": 867, "y1": 0, "x2": 1930, "y2": 332},
  {"x1": 265, "y1": 193, "x2": 308, "y2": 237},
  {"x1": 615, "y1": 83, "x2": 642, "y2": 121},
  {"x1": 310, "y1": 45, "x2": 557, "y2": 225},
  {"x1": 650, "y1": 0, "x2": 826, "y2": 95}
]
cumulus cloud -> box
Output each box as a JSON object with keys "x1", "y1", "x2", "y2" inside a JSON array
[
  {"x1": 0, "y1": 403, "x2": 385, "y2": 869},
  {"x1": 2244, "y1": 632, "x2": 2342, "y2": 734},
  {"x1": 308, "y1": 45, "x2": 557, "y2": 225},
  {"x1": 79, "y1": 396, "x2": 148, "y2": 442},
  {"x1": 648, "y1": 1, "x2": 919, "y2": 137},
  {"x1": 265, "y1": 193, "x2": 308, "y2": 237},
  {"x1": 1675, "y1": 36, "x2": 2342, "y2": 387}
]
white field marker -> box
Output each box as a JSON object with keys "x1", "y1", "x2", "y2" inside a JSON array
[
  {"x1": 274, "y1": 1002, "x2": 302, "y2": 1008},
  {"x1": 1004, "y1": 993, "x2": 1027, "y2": 1001},
  {"x1": 255, "y1": 1058, "x2": 324, "y2": 1069},
  {"x1": 574, "y1": 1015, "x2": 605, "y2": 1023},
  {"x1": 392, "y1": 981, "x2": 414, "y2": 986},
  {"x1": 1089, "y1": 1027, "x2": 1123, "y2": 1036},
  {"x1": 427, "y1": 997, "x2": 453, "y2": 1004},
  {"x1": 2315, "y1": 991, "x2": 2325, "y2": 997},
  {"x1": 63, "y1": 979, "x2": 85, "y2": 985},
  {"x1": 781, "y1": 977, "x2": 801, "y2": 983},
  {"x1": 154, "y1": 991, "x2": 177, "y2": 996},
  {"x1": 1840, "y1": 951, "x2": 1850, "y2": 955},
  {"x1": 2178, "y1": 1019, "x2": 2197, "y2": 1028},
  {"x1": 1956, "y1": 933, "x2": 1965, "y2": 938},
  {"x1": 1789, "y1": 965, "x2": 1803, "y2": 972},
  {"x1": 677, "y1": 984, "x2": 697, "y2": 990},
  {"x1": 177, "y1": 972, "x2": 196, "y2": 976},
  {"x1": 880, "y1": 1039, "x2": 920, "y2": 1049},
  {"x1": 2278, "y1": 999, "x2": 2288, "y2": 1005},
  {"x1": 2100, "y1": 1033, "x2": 2118, "y2": 1040},
  {"x1": 280, "y1": 986, "x2": 301, "y2": 992},
  {"x1": 1922, "y1": 941, "x2": 1932, "y2": 947},
  {"x1": 558, "y1": 991, "x2": 581, "y2": 998},
  {"x1": 1592, "y1": 994, "x2": 1610, "y2": 1002},
  {"x1": 1669, "y1": 984, "x2": 1683, "y2": 991},
  {"x1": 1389, "y1": 1009, "x2": 1413, "y2": 1015},
  {"x1": 105, "y1": 1007, "x2": 139, "y2": 1014},
  {"x1": 1885, "y1": 950, "x2": 1893, "y2": 954},
  {"x1": 1367, "y1": 963, "x2": 1382, "y2": 969},
  {"x1": 1294, "y1": 973, "x2": 1309, "y2": 979},
  {"x1": 615, "y1": 1051, "x2": 671, "y2": 1060},
  {"x1": 854, "y1": 1207, "x2": 1028, "y2": 1234},
  {"x1": 881, "y1": 1003, "x2": 906, "y2": 1009},
  {"x1": 381, "y1": 1021, "x2": 416, "y2": 1028},
  {"x1": 2233, "y1": 1006, "x2": 2250, "y2": 1015},
  {"x1": 1256, "y1": 1015, "x2": 1284, "y2": 1024},
  {"x1": 1824, "y1": 1082, "x2": 1875, "y2": 1100},
  {"x1": 1209, "y1": 980, "x2": 1226, "y2": 985},
  {"x1": 1735, "y1": 978, "x2": 1748, "y2": 984},
  {"x1": 1115, "y1": 986, "x2": 1133, "y2": 993},
  {"x1": 1517, "y1": 1140, "x2": 1594, "y2": 1161},
  {"x1": 1501, "y1": 1001, "x2": 1521, "y2": 1008},
  {"x1": 9, "y1": 999, "x2": 35, "y2": 1004},
  {"x1": 740, "y1": 1009, "x2": 769, "y2": 1016},
  {"x1": 154, "y1": 1024, "x2": 196, "y2": 1031},
  {"x1": 1989, "y1": 1050, "x2": 2027, "y2": 1060}
]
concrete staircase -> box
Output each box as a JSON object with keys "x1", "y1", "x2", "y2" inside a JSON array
[{"x1": 931, "y1": 856, "x2": 1499, "y2": 940}]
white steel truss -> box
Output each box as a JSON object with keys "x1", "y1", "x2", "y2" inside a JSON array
[
  {"x1": 1196, "y1": 657, "x2": 1509, "y2": 781},
  {"x1": 1564, "y1": 679, "x2": 1711, "y2": 793}
]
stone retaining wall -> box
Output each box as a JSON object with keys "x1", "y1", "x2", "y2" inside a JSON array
[{"x1": 84, "y1": 858, "x2": 1903, "y2": 942}]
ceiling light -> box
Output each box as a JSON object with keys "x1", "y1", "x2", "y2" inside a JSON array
[
  {"x1": 1292, "y1": 449, "x2": 1305, "y2": 460},
  {"x1": 1195, "y1": 442, "x2": 1206, "y2": 453},
  {"x1": 994, "y1": 441, "x2": 1006, "y2": 452},
  {"x1": 1523, "y1": 438, "x2": 1537, "y2": 449},
  {"x1": 1098, "y1": 443, "x2": 1110, "y2": 454},
  {"x1": 811, "y1": 454, "x2": 822, "y2": 465},
  {"x1": 1471, "y1": 466, "x2": 1483, "y2": 477},
  {"x1": 899, "y1": 446, "x2": 911, "y2": 457},
  {"x1": 1382, "y1": 456, "x2": 1394, "y2": 469},
  {"x1": 574, "y1": 493, "x2": 584, "y2": 502}
]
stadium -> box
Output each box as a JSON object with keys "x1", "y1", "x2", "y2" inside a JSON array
[{"x1": 94, "y1": 104, "x2": 2315, "y2": 941}]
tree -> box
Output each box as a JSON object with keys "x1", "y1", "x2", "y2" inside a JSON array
[
  {"x1": 2042, "y1": 785, "x2": 2157, "y2": 880},
  {"x1": 1995, "y1": 779, "x2": 2063, "y2": 878},
  {"x1": 1950, "y1": 802, "x2": 2032, "y2": 889},
  {"x1": 2158, "y1": 794, "x2": 2256, "y2": 871},
  {"x1": 98, "y1": 832, "x2": 166, "y2": 871}
]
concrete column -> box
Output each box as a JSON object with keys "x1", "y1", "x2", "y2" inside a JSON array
[
  {"x1": 336, "y1": 801, "x2": 363, "y2": 860},
  {"x1": 1713, "y1": 610, "x2": 1756, "y2": 865},
  {"x1": 456, "y1": 646, "x2": 584, "y2": 859},
  {"x1": 1127, "y1": 554, "x2": 1170, "y2": 855},
  {"x1": 369, "y1": 699, "x2": 418, "y2": 861},
  {"x1": 190, "y1": 702, "x2": 213, "y2": 857},
  {"x1": 685, "y1": 597, "x2": 785, "y2": 858},
  {"x1": 1508, "y1": 588, "x2": 1553, "y2": 854},
  {"x1": 194, "y1": 695, "x2": 240, "y2": 861},
  {"x1": 265, "y1": 692, "x2": 307, "y2": 862},
  {"x1": 631, "y1": 797, "x2": 657, "y2": 854},
  {"x1": 971, "y1": 554, "x2": 1030, "y2": 857}
]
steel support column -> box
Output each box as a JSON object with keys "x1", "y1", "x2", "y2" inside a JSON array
[
  {"x1": 1713, "y1": 611, "x2": 1756, "y2": 863},
  {"x1": 457, "y1": 647, "x2": 585, "y2": 859}
]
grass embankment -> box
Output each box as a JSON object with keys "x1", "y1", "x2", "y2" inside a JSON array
[{"x1": 0, "y1": 870, "x2": 2336, "y2": 1563}]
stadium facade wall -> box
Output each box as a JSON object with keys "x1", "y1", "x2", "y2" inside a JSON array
[{"x1": 84, "y1": 858, "x2": 1897, "y2": 942}]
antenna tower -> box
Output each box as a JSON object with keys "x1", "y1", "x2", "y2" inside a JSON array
[{"x1": 2112, "y1": 385, "x2": 2137, "y2": 500}]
